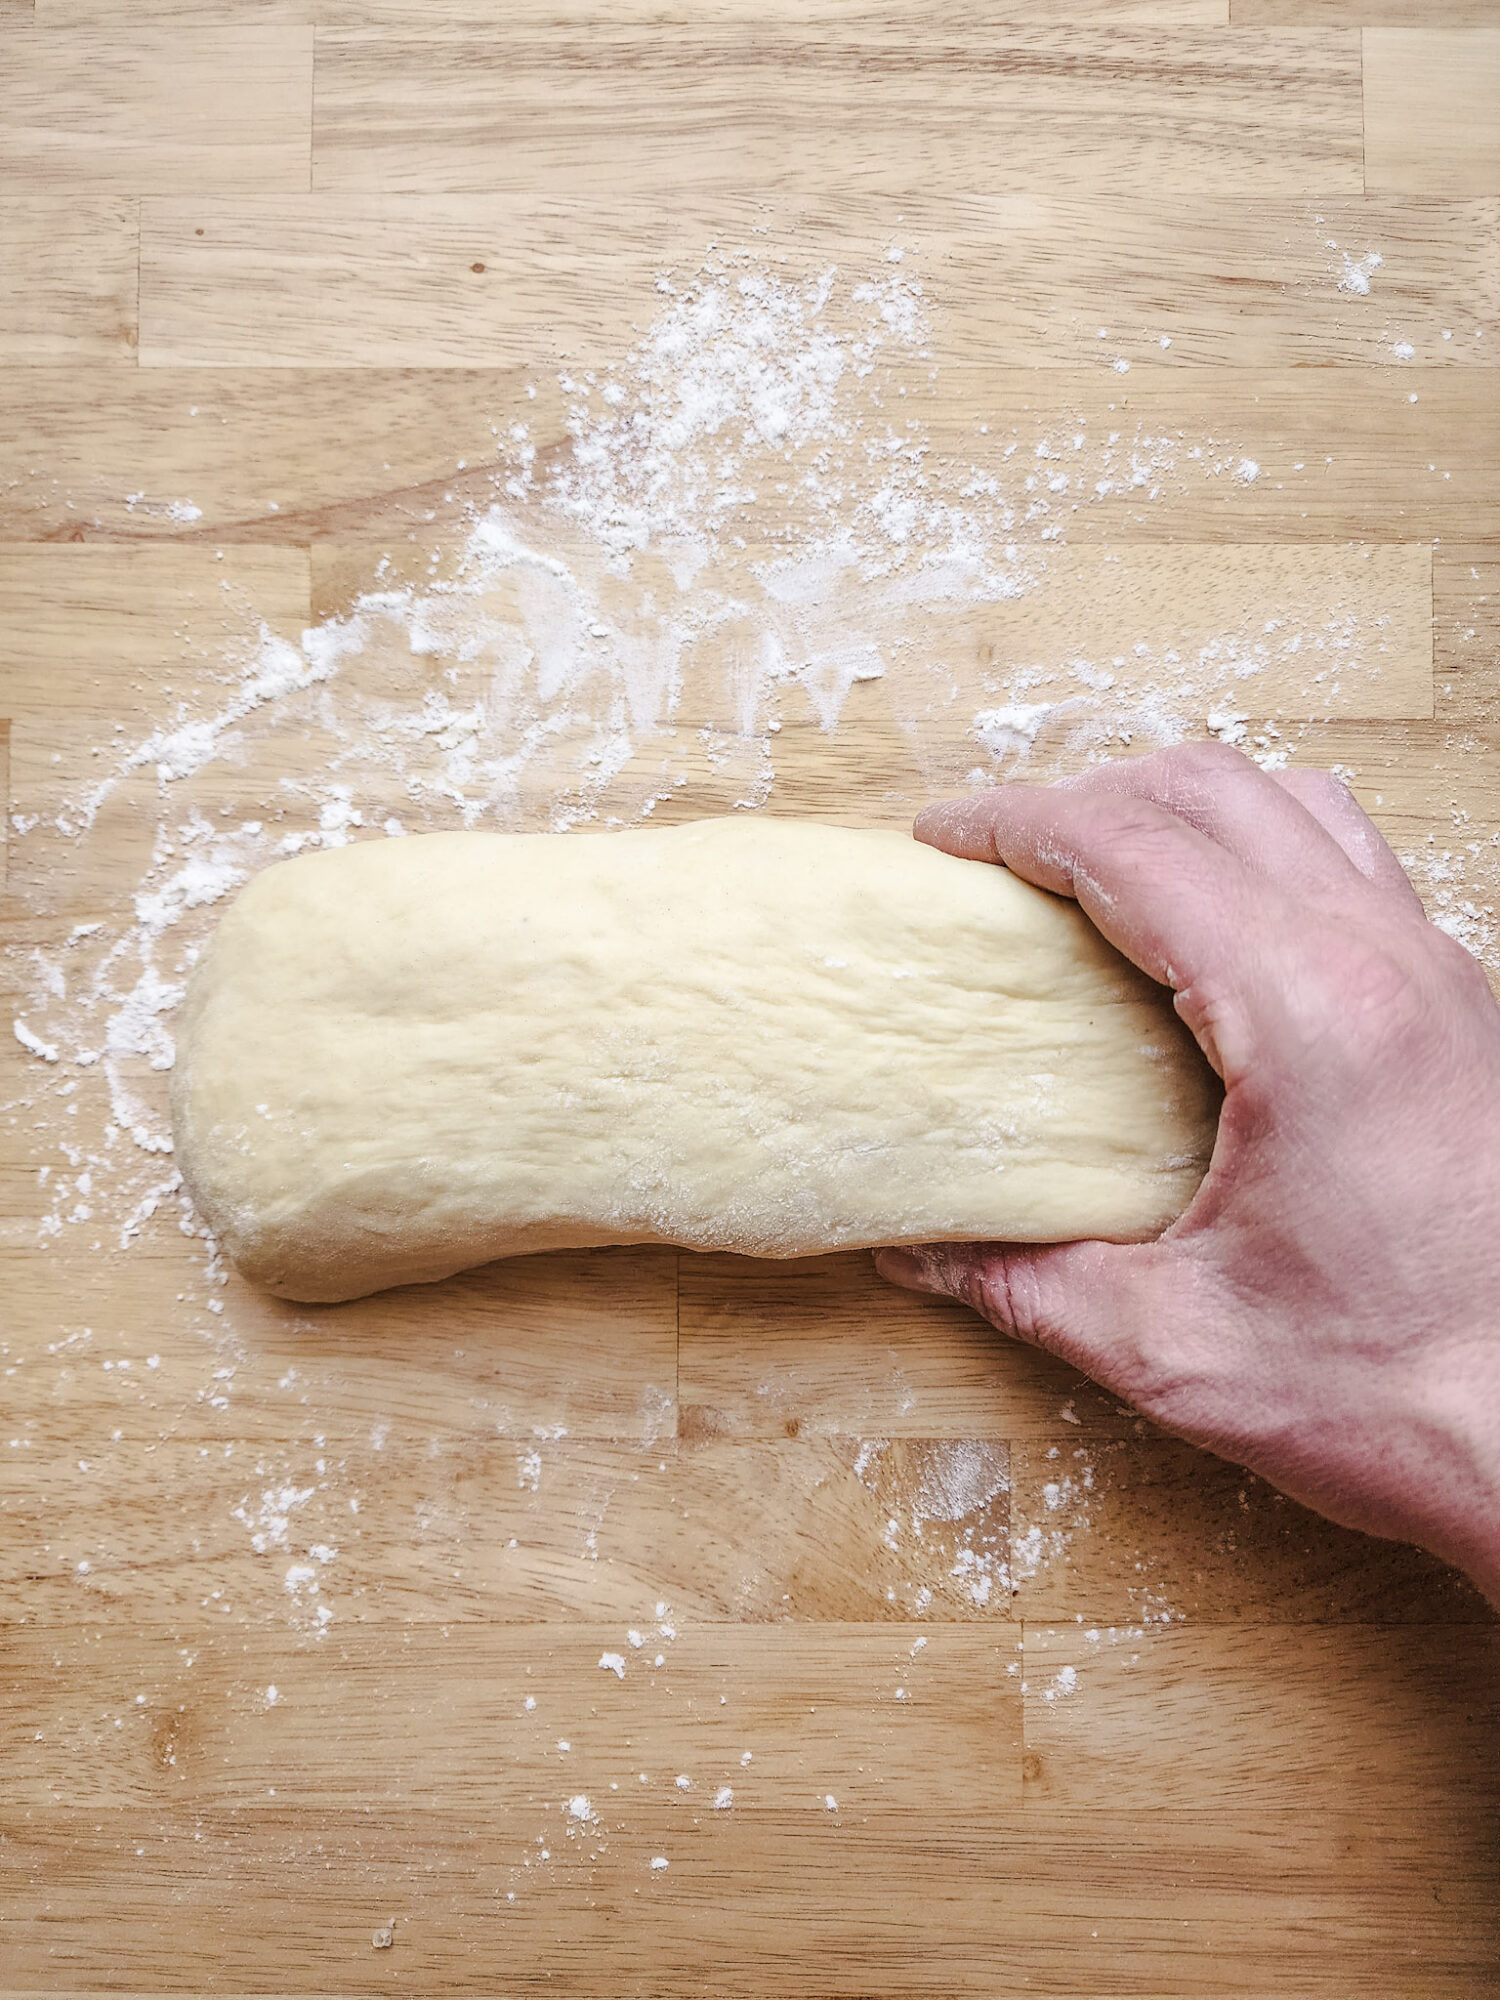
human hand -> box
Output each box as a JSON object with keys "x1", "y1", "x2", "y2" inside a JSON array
[{"x1": 877, "y1": 743, "x2": 1500, "y2": 1605}]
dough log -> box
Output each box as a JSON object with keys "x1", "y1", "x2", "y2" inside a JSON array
[{"x1": 169, "y1": 818, "x2": 1220, "y2": 1302}]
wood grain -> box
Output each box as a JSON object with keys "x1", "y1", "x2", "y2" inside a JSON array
[
  {"x1": 1237, "y1": 0, "x2": 1497, "y2": 20},
  {"x1": 916, "y1": 371, "x2": 1500, "y2": 543},
  {"x1": 0, "y1": 1244, "x2": 680, "y2": 1443},
  {"x1": 0, "y1": 719, "x2": 10, "y2": 888},
  {"x1": 313, "y1": 28, "x2": 1364, "y2": 198},
  {"x1": 0, "y1": 1622, "x2": 1023, "y2": 1809},
  {"x1": 139, "y1": 192, "x2": 1500, "y2": 370},
  {"x1": 1364, "y1": 30, "x2": 1500, "y2": 195},
  {"x1": 1021, "y1": 1621, "x2": 1500, "y2": 1812},
  {"x1": 0, "y1": 25, "x2": 314, "y2": 194},
  {"x1": 0, "y1": 1436, "x2": 1015, "y2": 1628},
  {"x1": 1435, "y1": 541, "x2": 1500, "y2": 722},
  {"x1": 1, "y1": 1808, "x2": 1488, "y2": 1995},
  {"x1": 0, "y1": 1620, "x2": 1489, "y2": 1993},
  {"x1": 301, "y1": 536, "x2": 1435, "y2": 737},
  {"x1": 0, "y1": 544, "x2": 311, "y2": 718},
  {"x1": 0, "y1": 199, "x2": 137, "y2": 363},
  {"x1": 38, "y1": 0, "x2": 1232, "y2": 18},
  {"x1": 0, "y1": 366, "x2": 536, "y2": 545},
  {"x1": 932, "y1": 542, "x2": 1435, "y2": 721},
  {"x1": 1011, "y1": 1437, "x2": 1493, "y2": 1623},
  {"x1": 678, "y1": 1252, "x2": 1145, "y2": 1440},
  {"x1": 3, "y1": 368, "x2": 1497, "y2": 547}
]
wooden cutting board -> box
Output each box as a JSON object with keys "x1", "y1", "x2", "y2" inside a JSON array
[{"x1": 1, "y1": 6, "x2": 1497, "y2": 1994}]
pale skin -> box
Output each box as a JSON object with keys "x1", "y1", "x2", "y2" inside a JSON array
[{"x1": 876, "y1": 742, "x2": 1500, "y2": 1608}]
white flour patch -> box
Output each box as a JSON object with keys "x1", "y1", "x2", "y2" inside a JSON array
[
  {"x1": 13, "y1": 1018, "x2": 60, "y2": 1063},
  {"x1": 853, "y1": 1438, "x2": 1014, "y2": 1610},
  {"x1": 1010, "y1": 1448, "x2": 1099, "y2": 1594},
  {"x1": 910, "y1": 1440, "x2": 1010, "y2": 1525},
  {"x1": 226, "y1": 1461, "x2": 350, "y2": 1638},
  {"x1": 1043, "y1": 1663, "x2": 1079, "y2": 1703},
  {"x1": 124, "y1": 491, "x2": 204, "y2": 526},
  {"x1": 1331, "y1": 245, "x2": 1383, "y2": 298},
  {"x1": 973, "y1": 703, "x2": 1057, "y2": 762}
]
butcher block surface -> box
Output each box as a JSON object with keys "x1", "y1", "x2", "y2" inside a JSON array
[{"x1": 1, "y1": 4, "x2": 1498, "y2": 1995}]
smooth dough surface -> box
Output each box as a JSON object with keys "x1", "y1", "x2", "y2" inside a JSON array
[{"x1": 170, "y1": 819, "x2": 1219, "y2": 1302}]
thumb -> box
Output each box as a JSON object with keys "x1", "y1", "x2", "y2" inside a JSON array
[{"x1": 874, "y1": 1238, "x2": 1174, "y2": 1395}]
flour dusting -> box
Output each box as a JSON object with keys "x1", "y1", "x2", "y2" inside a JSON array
[
  {"x1": 7, "y1": 239, "x2": 1454, "y2": 1284},
  {"x1": 0, "y1": 232, "x2": 1477, "y2": 1718}
]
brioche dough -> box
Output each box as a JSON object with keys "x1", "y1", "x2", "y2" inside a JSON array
[{"x1": 170, "y1": 818, "x2": 1218, "y2": 1302}]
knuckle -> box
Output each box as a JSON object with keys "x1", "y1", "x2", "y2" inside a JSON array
[
  {"x1": 1339, "y1": 950, "x2": 1428, "y2": 1044},
  {"x1": 1132, "y1": 739, "x2": 1252, "y2": 795},
  {"x1": 1174, "y1": 738, "x2": 1251, "y2": 778},
  {"x1": 922, "y1": 1243, "x2": 991, "y2": 1314},
  {"x1": 1085, "y1": 793, "x2": 1179, "y2": 854},
  {"x1": 975, "y1": 1251, "x2": 1046, "y2": 1343},
  {"x1": 1291, "y1": 767, "x2": 1355, "y2": 813},
  {"x1": 1275, "y1": 933, "x2": 1434, "y2": 1073}
]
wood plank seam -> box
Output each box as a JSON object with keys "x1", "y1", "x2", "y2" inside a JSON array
[
  {"x1": 134, "y1": 189, "x2": 142, "y2": 365},
  {"x1": 1, "y1": 717, "x2": 10, "y2": 891},
  {"x1": 307, "y1": 19, "x2": 317, "y2": 192},
  {"x1": 1019, "y1": 1614, "x2": 1032, "y2": 1798}
]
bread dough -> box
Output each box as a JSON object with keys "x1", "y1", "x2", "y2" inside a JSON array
[{"x1": 170, "y1": 818, "x2": 1218, "y2": 1302}]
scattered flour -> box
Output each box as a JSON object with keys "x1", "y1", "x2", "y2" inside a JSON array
[
  {"x1": 1043, "y1": 1664, "x2": 1079, "y2": 1703},
  {"x1": 4, "y1": 245, "x2": 1489, "y2": 1662},
  {"x1": 226, "y1": 1467, "x2": 345, "y2": 1636},
  {"x1": 973, "y1": 703, "x2": 1056, "y2": 761},
  {"x1": 1399, "y1": 838, "x2": 1500, "y2": 965},
  {"x1": 13, "y1": 1019, "x2": 59, "y2": 1063},
  {"x1": 1332, "y1": 246, "x2": 1383, "y2": 298},
  {"x1": 852, "y1": 1438, "x2": 1014, "y2": 1610},
  {"x1": 6, "y1": 240, "x2": 1307, "y2": 1266},
  {"x1": 5, "y1": 226, "x2": 1488, "y2": 1894}
]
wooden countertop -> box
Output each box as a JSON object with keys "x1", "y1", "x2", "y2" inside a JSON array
[{"x1": 1, "y1": 5, "x2": 1497, "y2": 1994}]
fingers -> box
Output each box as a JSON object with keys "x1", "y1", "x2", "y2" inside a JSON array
[
  {"x1": 916, "y1": 780, "x2": 1275, "y2": 1074},
  {"x1": 874, "y1": 1238, "x2": 1176, "y2": 1401},
  {"x1": 1053, "y1": 743, "x2": 1376, "y2": 900},
  {"x1": 915, "y1": 745, "x2": 1430, "y2": 1077},
  {"x1": 927, "y1": 742, "x2": 1375, "y2": 899},
  {"x1": 923, "y1": 743, "x2": 1417, "y2": 909},
  {"x1": 1267, "y1": 766, "x2": 1426, "y2": 907}
]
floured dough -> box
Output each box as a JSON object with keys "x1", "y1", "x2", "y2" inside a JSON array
[{"x1": 170, "y1": 818, "x2": 1218, "y2": 1302}]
